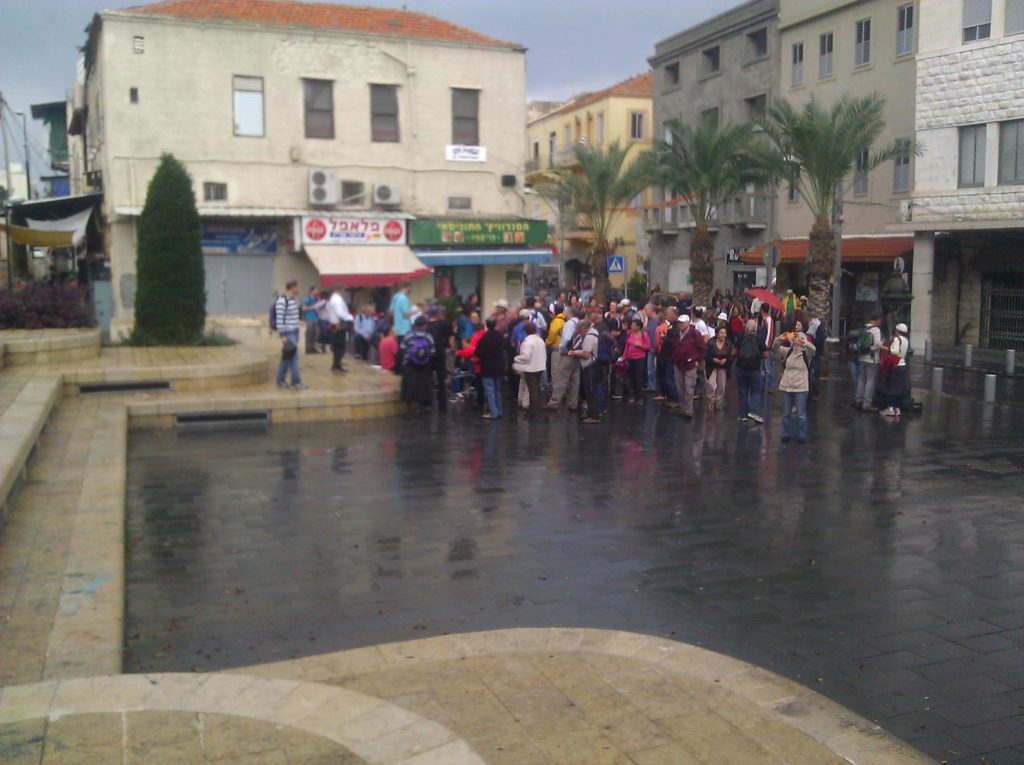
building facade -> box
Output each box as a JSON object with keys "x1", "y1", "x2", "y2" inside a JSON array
[
  {"x1": 524, "y1": 72, "x2": 652, "y2": 292},
  {"x1": 744, "y1": 0, "x2": 920, "y2": 331},
  {"x1": 908, "y1": 0, "x2": 1024, "y2": 350},
  {"x1": 74, "y1": 0, "x2": 542, "y2": 333},
  {"x1": 647, "y1": 0, "x2": 780, "y2": 296}
]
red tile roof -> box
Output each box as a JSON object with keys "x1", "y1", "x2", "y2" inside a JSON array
[
  {"x1": 118, "y1": 0, "x2": 522, "y2": 49},
  {"x1": 553, "y1": 71, "x2": 653, "y2": 116},
  {"x1": 740, "y1": 236, "x2": 913, "y2": 265}
]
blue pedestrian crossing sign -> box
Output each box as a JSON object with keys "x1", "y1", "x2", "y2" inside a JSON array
[{"x1": 607, "y1": 255, "x2": 625, "y2": 274}]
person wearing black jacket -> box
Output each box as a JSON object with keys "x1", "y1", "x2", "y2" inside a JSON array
[
  {"x1": 427, "y1": 306, "x2": 453, "y2": 413},
  {"x1": 475, "y1": 318, "x2": 506, "y2": 421}
]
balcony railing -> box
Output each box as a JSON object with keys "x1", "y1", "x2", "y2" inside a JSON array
[{"x1": 719, "y1": 190, "x2": 767, "y2": 227}]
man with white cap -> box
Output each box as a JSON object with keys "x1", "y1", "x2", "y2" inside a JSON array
[
  {"x1": 492, "y1": 299, "x2": 511, "y2": 337},
  {"x1": 671, "y1": 314, "x2": 707, "y2": 420}
]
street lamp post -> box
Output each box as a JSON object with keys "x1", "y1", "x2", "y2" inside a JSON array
[{"x1": 14, "y1": 111, "x2": 30, "y2": 200}]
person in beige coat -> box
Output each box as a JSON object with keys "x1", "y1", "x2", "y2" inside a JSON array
[
  {"x1": 513, "y1": 323, "x2": 547, "y2": 419},
  {"x1": 773, "y1": 331, "x2": 816, "y2": 444}
]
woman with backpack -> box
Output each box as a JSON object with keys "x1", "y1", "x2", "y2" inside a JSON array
[
  {"x1": 399, "y1": 316, "x2": 436, "y2": 419},
  {"x1": 773, "y1": 330, "x2": 816, "y2": 444}
]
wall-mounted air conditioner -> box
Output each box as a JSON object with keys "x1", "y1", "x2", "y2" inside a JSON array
[
  {"x1": 373, "y1": 183, "x2": 401, "y2": 207},
  {"x1": 308, "y1": 169, "x2": 337, "y2": 206}
]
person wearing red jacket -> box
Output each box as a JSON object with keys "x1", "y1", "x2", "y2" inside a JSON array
[
  {"x1": 672, "y1": 315, "x2": 707, "y2": 420},
  {"x1": 456, "y1": 316, "x2": 485, "y2": 408}
]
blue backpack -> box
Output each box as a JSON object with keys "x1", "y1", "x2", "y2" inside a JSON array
[{"x1": 269, "y1": 300, "x2": 279, "y2": 331}]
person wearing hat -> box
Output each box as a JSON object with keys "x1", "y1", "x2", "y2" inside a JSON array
[
  {"x1": 399, "y1": 315, "x2": 437, "y2": 419},
  {"x1": 880, "y1": 323, "x2": 910, "y2": 417},
  {"x1": 671, "y1": 314, "x2": 707, "y2": 420},
  {"x1": 492, "y1": 298, "x2": 511, "y2": 337}
]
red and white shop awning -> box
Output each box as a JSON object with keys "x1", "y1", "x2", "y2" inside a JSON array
[{"x1": 305, "y1": 245, "x2": 432, "y2": 289}]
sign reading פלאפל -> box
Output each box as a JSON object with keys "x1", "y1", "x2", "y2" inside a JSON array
[
  {"x1": 445, "y1": 145, "x2": 487, "y2": 162},
  {"x1": 301, "y1": 216, "x2": 406, "y2": 246}
]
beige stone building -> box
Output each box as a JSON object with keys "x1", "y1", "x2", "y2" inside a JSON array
[
  {"x1": 524, "y1": 72, "x2": 652, "y2": 292},
  {"x1": 739, "y1": 0, "x2": 920, "y2": 331},
  {"x1": 73, "y1": 0, "x2": 545, "y2": 333}
]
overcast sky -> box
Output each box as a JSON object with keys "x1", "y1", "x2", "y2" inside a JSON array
[{"x1": 0, "y1": 0, "x2": 739, "y2": 178}]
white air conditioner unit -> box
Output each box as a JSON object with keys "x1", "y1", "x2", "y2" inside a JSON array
[
  {"x1": 308, "y1": 169, "x2": 337, "y2": 206},
  {"x1": 373, "y1": 183, "x2": 401, "y2": 207}
]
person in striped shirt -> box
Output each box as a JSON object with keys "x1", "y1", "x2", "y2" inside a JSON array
[{"x1": 275, "y1": 280, "x2": 304, "y2": 390}]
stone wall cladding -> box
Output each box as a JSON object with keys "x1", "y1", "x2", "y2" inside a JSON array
[
  {"x1": 913, "y1": 189, "x2": 1024, "y2": 222},
  {"x1": 917, "y1": 39, "x2": 1024, "y2": 130}
]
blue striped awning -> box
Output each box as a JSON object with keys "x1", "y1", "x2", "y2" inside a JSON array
[{"x1": 412, "y1": 248, "x2": 553, "y2": 267}]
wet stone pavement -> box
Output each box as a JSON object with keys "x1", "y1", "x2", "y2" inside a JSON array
[{"x1": 125, "y1": 371, "x2": 1024, "y2": 765}]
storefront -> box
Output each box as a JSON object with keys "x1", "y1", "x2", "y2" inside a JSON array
[
  {"x1": 740, "y1": 236, "x2": 914, "y2": 333},
  {"x1": 299, "y1": 214, "x2": 431, "y2": 309},
  {"x1": 201, "y1": 221, "x2": 280, "y2": 315},
  {"x1": 408, "y1": 219, "x2": 551, "y2": 309}
]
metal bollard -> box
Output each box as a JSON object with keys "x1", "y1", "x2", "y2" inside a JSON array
[
  {"x1": 924, "y1": 338, "x2": 932, "y2": 363},
  {"x1": 984, "y1": 374, "x2": 996, "y2": 403},
  {"x1": 1008, "y1": 349, "x2": 1016, "y2": 375},
  {"x1": 931, "y1": 367, "x2": 943, "y2": 393},
  {"x1": 964, "y1": 344, "x2": 973, "y2": 367}
]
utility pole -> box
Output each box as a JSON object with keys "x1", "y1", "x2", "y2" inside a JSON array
[
  {"x1": 15, "y1": 111, "x2": 30, "y2": 200},
  {"x1": 1, "y1": 92, "x2": 14, "y2": 288},
  {"x1": 831, "y1": 184, "x2": 843, "y2": 339}
]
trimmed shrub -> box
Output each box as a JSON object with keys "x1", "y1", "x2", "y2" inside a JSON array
[
  {"x1": 0, "y1": 284, "x2": 94, "y2": 329},
  {"x1": 131, "y1": 153, "x2": 206, "y2": 345}
]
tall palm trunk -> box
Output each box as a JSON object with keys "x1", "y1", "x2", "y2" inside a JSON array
[
  {"x1": 592, "y1": 252, "x2": 610, "y2": 307},
  {"x1": 806, "y1": 217, "x2": 834, "y2": 321},
  {"x1": 690, "y1": 226, "x2": 714, "y2": 308}
]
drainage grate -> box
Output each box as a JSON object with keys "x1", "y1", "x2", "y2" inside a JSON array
[
  {"x1": 175, "y1": 411, "x2": 270, "y2": 428},
  {"x1": 79, "y1": 380, "x2": 171, "y2": 394}
]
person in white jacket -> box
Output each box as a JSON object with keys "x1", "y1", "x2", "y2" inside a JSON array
[{"x1": 513, "y1": 323, "x2": 547, "y2": 419}]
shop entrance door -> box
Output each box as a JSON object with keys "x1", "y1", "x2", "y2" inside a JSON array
[{"x1": 980, "y1": 273, "x2": 1024, "y2": 349}]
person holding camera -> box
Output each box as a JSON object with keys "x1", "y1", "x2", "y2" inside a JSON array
[{"x1": 773, "y1": 330, "x2": 816, "y2": 444}]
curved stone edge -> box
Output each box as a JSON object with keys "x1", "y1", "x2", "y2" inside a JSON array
[
  {"x1": 0, "y1": 673, "x2": 485, "y2": 765},
  {"x1": 0, "y1": 328, "x2": 102, "y2": 366},
  {"x1": 246, "y1": 628, "x2": 937, "y2": 765}
]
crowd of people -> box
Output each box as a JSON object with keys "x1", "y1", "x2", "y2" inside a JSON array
[{"x1": 274, "y1": 282, "x2": 914, "y2": 442}]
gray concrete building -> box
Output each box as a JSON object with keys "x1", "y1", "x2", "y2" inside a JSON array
[{"x1": 646, "y1": 0, "x2": 780, "y2": 296}]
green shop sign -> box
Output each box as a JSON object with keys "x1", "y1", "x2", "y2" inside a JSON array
[{"x1": 409, "y1": 220, "x2": 548, "y2": 247}]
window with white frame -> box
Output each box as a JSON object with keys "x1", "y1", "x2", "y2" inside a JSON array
[
  {"x1": 894, "y1": 139, "x2": 912, "y2": 192},
  {"x1": 531, "y1": 140, "x2": 540, "y2": 164},
  {"x1": 787, "y1": 180, "x2": 800, "y2": 202},
  {"x1": 998, "y1": 120, "x2": 1024, "y2": 185},
  {"x1": 792, "y1": 42, "x2": 804, "y2": 86},
  {"x1": 548, "y1": 131, "x2": 556, "y2": 160},
  {"x1": 819, "y1": 32, "x2": 834, "y2": 78},
  {"x1": 1007, "y1": 0, "x2": 1024, "y2": 34},
  {"x1": 855, "y1": 19, "x2": 871, "y2": 66},
  {"x1": 897, "y1": 4, "x2": 915, "y2": 55},
  {"x1": 232, "y1": 76, "x2": 264, "y2": 137},
  {"x1": 203, "y1": 182, "x2": 227, "y2": 201},
  {"x1": 963, "y1": 0, "x2": 992, "y2": 41},
  {"x1": 959, "y1": 125, "x2": 986, "y2": 187},
  {"x1": 854, "y1": 150, "x2": 869, "y2": 195},
  {"x1": 596, "y1": 113, "x2": 605, "y2": 145},
  {"x1": 630, "y1": 111, "x2": 645, "y2": 139}
]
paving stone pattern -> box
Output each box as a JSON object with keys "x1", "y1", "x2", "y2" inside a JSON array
[{"x1": 125, "y1": 378, "x2": 1024, "y2": 764}]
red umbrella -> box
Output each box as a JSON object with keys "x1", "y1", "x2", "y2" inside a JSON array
[{"x1": 746, "y1": 287, "x2": 783, "y2": 312}]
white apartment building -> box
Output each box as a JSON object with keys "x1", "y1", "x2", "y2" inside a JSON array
[
  {"x1": 73, "y1": 0, "x2": 540, "y2": 332},
  {"x1": 908, "y1": 0, "x2": 1024, "y2": 350}
]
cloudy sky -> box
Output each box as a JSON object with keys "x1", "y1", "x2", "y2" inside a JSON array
[{"x1": 0, "y1": 0, "x2": 739, "y2": 177}]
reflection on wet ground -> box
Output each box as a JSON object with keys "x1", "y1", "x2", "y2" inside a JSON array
[{"x1": 126, "y1": 371, "x2": 1024, "y2": 763}]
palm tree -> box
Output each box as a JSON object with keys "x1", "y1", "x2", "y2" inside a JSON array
[
  {"x1": 759, "y1": 93, "x2": 909, "y2": 320},
  {"x1": 654, "y1": 120, "x2": 775, "y2": 307},
  {"x1": 534, "y1": 140, "x2": 652, "y2": 306}
]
